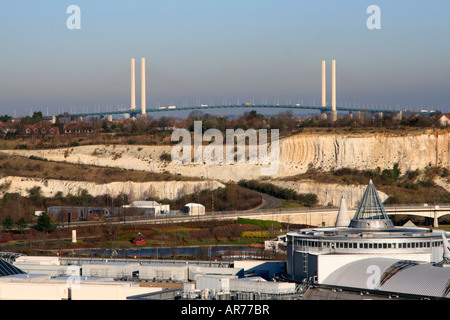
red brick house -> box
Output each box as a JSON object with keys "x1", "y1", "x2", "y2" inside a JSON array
[
  {"x1": 23, "y1": 125, "x2": 59, "y2": 136},
  {"x1": 63, "y1": 121, "x2": 95, "y2": 134}
]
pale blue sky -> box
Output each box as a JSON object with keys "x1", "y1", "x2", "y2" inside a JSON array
[{"x1": 0, "y1": 0, "x2": 449, "y2": 116}]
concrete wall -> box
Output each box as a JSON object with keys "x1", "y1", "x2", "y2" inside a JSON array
[
  {"x1": 196, "y1": 276, "x2": 230, "y2": 292},
  {"x1": 244, "y1": 210, "x2": 341, "y2": 227},
  {"x1": 12, "y1": 264, "x2": 80, "y2": 277},
  {"x1": 139, "y1": 264, "x2": 189, "y2": 281},
  {"x1": 0, "y1": 280, "x2": 161, "y2": 300},
  {"x1": 317, "y1": 253, "x2": 432, "y2": 284},
  {"x1": 287, "y1": 251, "x2": 433, "y2": 284},
  {"x1": 82, "y1": 262, "x2": 141, "y2": 278},
  {"x1": 229, "y1": 279, "x2": 296, "y2": 294},
  {"x1": 188, "y1": 266, "x2": 242, "y2": 281}
]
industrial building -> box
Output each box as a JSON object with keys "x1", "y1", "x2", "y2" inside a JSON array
[
  {"x1": 285, "y1": 179, "x2": 450, "y2": 299},
  {"x1": 3, "y1": 254, "x2": 295, "y2": 300},
  {"x1": 183, "y1": 203, "x2": 206, "y2": 216},
  {"x1": 0, "y1": 257, "x2": 162, "y2": 300},
  {"x1": 2, "y1": 180, "x2": 449, "y2": 300},
  {"x1": 122, "y1": 201, "x2": 170, "y2": 216},
  {"x1": 47, "y1": 206, "x2": 117, "y2": 221}
]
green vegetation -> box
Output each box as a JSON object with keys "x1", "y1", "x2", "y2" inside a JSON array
[
  {"x1": 36, "y1": 212, "x2": 56, "y2": 233},
  {"x1": 241, "y1": 231, "x2": 270, "y2": 238},
  {"x1": 236, "y1": 218, "x2": 283, "y2": 230},
  {"x1": 2, "y1": 216, "x2": 14, "y2": 230},
  {"x1": 159, "y1": 152, "x2": 172, "y2": 162},
  {"x1": 0, "y1": 218, "x2": 299, "y2": 259},
  {"x1": 159, "y1": 184, "x2": 262, "y2": 212},
  {"x1": 0, "y1": 153, "x2": 197, "y2": 184},
  {"x1": 290, "y1": 164, "x2": 450, "y2": 204},
  {"x1": 238, "y1": 179, "x2": 318, "y2": 207}
]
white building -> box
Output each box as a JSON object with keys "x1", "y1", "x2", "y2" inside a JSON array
[
  {"x1": 122, "y1": 201, "x2": 170, "y2": 216},
  {"x1": 183, "y1": 203, "x2": 205, "y2": 216},
  {"x1": 286, "y1": 180, "x2": 449, "y2": 284},
  {"x1": 0, "y1": 258, "x2": 161, "y2": 300}
]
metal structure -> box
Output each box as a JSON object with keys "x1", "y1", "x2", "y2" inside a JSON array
[
  {"x1": 349, "y1": 179, "x2": 394, "y2": 229},
  {"x1": 285, "y1": 180, "x2": 450, "y2": 284},
  {"x1": 0, "y1": 258, "x2": 26, "y2": 277},
  {"x1": 43, "y1": 58, "x2": 424, "y2": 121}
]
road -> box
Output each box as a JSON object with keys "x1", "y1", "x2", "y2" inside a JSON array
[
  {"x1": 247, "y1": 191, "x2": 283, "y2": 211},
  {"x1": 58, "y1": 203, "x2": 450, "y2": 229}
]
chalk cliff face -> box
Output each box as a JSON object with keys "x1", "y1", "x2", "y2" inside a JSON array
[
  {"x1": 269, "y1": 180, "x2": 388, "y2": 207},
  {"x1": 2, "y1": 129, "x2": 447, "y2": 183},
  {"x1": 0, "y1": 176, "x2": 224, "y2": 201},
  {"x1": 277, "y1": 129, "x2": 449, "y2": 176}
]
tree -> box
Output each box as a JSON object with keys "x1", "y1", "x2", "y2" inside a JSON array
[
  {"x1": 36, "y1": 212, "x2": 55, "y2": 233},
  {"x1": 0, "y1": 114, "x2": 12, "y2": 122},
  {"x1": 28, "y1": 186, "x2": 43, "y2": 203},
  {"x1": 16, "y1": 217, "x2": 27, "y2": 237},
  {"x1": 2, "y1": 216, "x2": 13, "y2": 230}
]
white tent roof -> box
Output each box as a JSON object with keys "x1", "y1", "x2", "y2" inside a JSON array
[
  {"x1": 184, "y1": 203, "x2": 205, "y2": 208},
  {"x1": 335, "y1": 195, "x2": 350, "y2": 227}
]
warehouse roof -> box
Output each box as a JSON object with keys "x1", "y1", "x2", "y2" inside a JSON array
[{"x1": 128, "y1": 201, "x2": 161, "y2": 207}]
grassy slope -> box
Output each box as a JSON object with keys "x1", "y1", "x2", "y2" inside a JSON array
[{"x1": 0, "y1": 153, "x2": 197, "y2": 183}]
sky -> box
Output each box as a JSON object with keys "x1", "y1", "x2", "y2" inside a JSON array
[{"x1": 0, "y1": 0, "x2": 449, "y2": 117}]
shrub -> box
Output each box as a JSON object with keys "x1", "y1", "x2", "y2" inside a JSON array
[
  {"x1": 159, "y1": 152, "x2": 172, "y2": 162},
  {"x1": 237, "y1": 218, "x2": 283, "y2": 230},
  {"x1": 237, "y1": 180, "x2": 318, "y2": 206},
  {"x1": 241, "y1": 231, "x2": 269, "y2": 238}
]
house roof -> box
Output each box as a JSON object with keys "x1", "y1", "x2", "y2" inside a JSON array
[
  {"x1": 133, "y1": 232, "x2": 145, "y2": 239},
  {"x1": 22, "y1": 125, "x2": 59, "y2": 134}
]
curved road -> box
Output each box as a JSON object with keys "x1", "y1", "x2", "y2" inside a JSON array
[{"x1": 244, "y1": 190, "x2": 283, "y2": 212}]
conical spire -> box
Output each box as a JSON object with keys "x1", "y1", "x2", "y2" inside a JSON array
[
  {"x1": 350, "y1": 179, "x2": 393, "y2": 229},
  {"x1": 335, "y1": 195, "x2": 351, "y2": 227}
]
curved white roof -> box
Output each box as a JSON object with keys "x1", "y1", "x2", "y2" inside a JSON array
[
  {"x1": 184, "y1": 203, "x2": 205, "y2": 208},
  {"x1": 323, "y1": 257, "x2": 450, "y2": 299}
]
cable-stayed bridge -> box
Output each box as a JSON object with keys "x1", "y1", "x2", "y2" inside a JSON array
[
  {"x1": 58, "y1": 104, "x2": 408, "y2": 120},
  {"x1": 43, "y1": 58, "x2": 432, "y2": 121}
]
